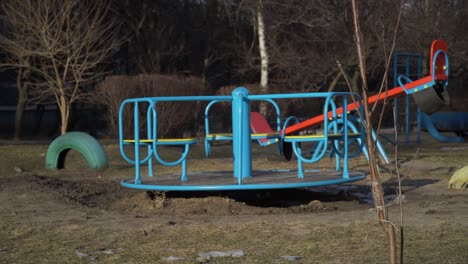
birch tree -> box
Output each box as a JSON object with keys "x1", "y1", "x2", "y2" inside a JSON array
[{"x1": 257, "y1": 0, "x2": 269, "y2": 115}]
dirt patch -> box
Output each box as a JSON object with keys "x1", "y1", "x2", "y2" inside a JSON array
[
  {"x1": 0, "y1": 140, "x2": 468, "y2": 263},
  {"x1": 28, "y1": 173, "x2": 356, "y2": 217}
]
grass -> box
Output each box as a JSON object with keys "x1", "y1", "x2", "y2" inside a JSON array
[
  {"x1": 0, "y1": 140, "x2": 467, "y2": 263},
  {"x1": 1, "y1": 216, "x2": 467, "y2": 263}
]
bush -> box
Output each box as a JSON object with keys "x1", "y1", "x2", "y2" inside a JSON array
[{"x1": 95, "y1": 74, "x2": 206, "y2": 138}]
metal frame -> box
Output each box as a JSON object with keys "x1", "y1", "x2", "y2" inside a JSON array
[
  {"x1": 119, "y1": 89, "x2": 366, "y2": 191},
  {"x1": 117, "y1": 40, "x2": 449, "y2": 192},
  {"x1": 203, "y1": 98, "x2": 282, "y2": 157},
  {"x1": 392, "y1": 52, "x2": 422, "y2": 144}
]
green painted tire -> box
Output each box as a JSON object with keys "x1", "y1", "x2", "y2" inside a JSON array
[{"x1": 45, "y1": 132, "x2": 108, "y2": 171}]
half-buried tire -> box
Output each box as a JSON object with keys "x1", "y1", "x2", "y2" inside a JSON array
[{"x1": 45, "y1": 132, "x2": 108, "y2": 171}]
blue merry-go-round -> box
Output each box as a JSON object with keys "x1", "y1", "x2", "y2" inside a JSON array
[{"x1": 118, "y1": 88, "x2": 368, "y2": 191}]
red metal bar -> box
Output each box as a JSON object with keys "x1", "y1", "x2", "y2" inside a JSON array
[{"x1": 284, "y1": 73, "x2": 447, "y2": 135}]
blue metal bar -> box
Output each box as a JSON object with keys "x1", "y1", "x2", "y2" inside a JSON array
[
  {"x1": 134, "y1": 102, "x2": 141, "y2": 184},
  {"x1": 417, "y1": 106, "x2": 421, "y2": 143},
  {"x1": 248, "y1": 91, "x2": 356, "y2": 100},
  {"x1": 392, "y1": 52, "x2": 425, "y2": 145},
  {"x1": 393, "y1": 53, "x2": 399, "y2": 145},
  {"x1": 405, "y1": 54, "x2": 410, "y2": 144},
  {"x1": 405, "y1": 94, "x2": 410, "y2": 144},
  {"x1": 405, "y1": 55, "x2": 410, "y2": 76},
  {"x1": 394, "y1": 97, "x2": 398, "y2": 139},
  {"x1": 297, "y1": 142, "x2": 303, "y2": 178},
  {"x1": 147, "y1": 102, "x2": 153, "y2": 176},
  {"x1": 232, "y1": 87, "x2": 252, "y2": 181},
  {"x1": 312, "y1": 141, "x2": 325, "y2": 160},
  {"x1": 372, "y1": 129, "x2": 390, "y2": 164},
  {"x1": 150, "y1": 105, "x2": 195, "y2": 167},
  {"x1": 124, "y1": 95, "x2": 232, "y2": 103},
  {"x1": 118, "y1": 100, "x2": 154, "y2": 165},
  {"x1": 417, "y1": 54, "x2": 422, "y2": 144},
  {"x1": 203, "y1": 98, "x2": 282, "y2": 156},
  {"x1": 343, "y1": 96, "x2": 349, "y2": 179},
  {"x1": 120, "y1": 172, "x2": 367, "y2": 191},
  {"x1": 203, "y1": 100, "x2": 230, "y2": 157},
  {"x1": 119, "y1": 88, "x2": 367, "y2": 191}
]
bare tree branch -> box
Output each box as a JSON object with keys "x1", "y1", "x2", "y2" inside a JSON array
[{"x1": 0, "y1": 0, "x2": 123, "y2": 134}]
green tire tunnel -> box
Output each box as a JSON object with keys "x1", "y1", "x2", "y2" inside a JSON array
[{"x1": 45, "y1": 132, "x2": 108, "y2": 171}]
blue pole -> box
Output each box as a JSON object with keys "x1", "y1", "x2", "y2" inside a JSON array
[
  {"x1": 393, "y1": 53, "x2": 399, "y2": 144},
  {"x1": 394, "y1": 97, "x2": 398, "y2": 141},
  {"x1": 134, "y1": 102, "x2": 141, "y2": 184},
  {"x1": 372, "y1": 129, "x2": 390, "y2": 164},
  {"x1": 232, "y1": 87, "x2": 252, "y2": 182},
  {"x1": 147, "y1": 103, "x2": 153, "y2": 177},
  {"x1": 405, "y1": 55, "x2": 411, "y2": 144},
  {"x1": 417, "y1": 54, "x2": 422, "y2": 144},
  {"x1": 343, "y1": 96, "x2": 349, "y2": 179},
  {"x1": 405, "y1": 94, "x2": 410, "y2": 144}
]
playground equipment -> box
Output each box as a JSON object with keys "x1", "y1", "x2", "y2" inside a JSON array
[
  {"x1": 46, "y1": 131, "x2": 108, "y2": 171},
  {"x1": 119, "y1": 89, "x2": 366, "y2": 191},
  {"x1": 118, "y1": 40, "x2": 449, "y2": 191},
  {"x1": 204, "y1": 98, "x2": 284, "y2": 158},
  {"x1": 392, "y1": 52, "x2": 422, "y2": 144},
  {"x1": 283, "y1": 40, "x2": 449, "y2": 136},
  {"x1": 392, "y1": 42, "x2": 466, "y2": 143},
  {"x1": 420, "y1": 112, "x2": 468, "y2": 142}
]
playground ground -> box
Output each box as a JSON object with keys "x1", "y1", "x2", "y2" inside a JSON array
[{"x1": 0, "y1": 133, "x2": 467, "y2": 263}]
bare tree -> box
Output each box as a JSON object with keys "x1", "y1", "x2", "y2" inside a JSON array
[
  {"x1": 0, "y1": 1, "x2": 35, "y2": 140},
  {"x1": 219, "y1": 1, "x2": 398, "y2": 92},
  {"x1": 0, "y1": 0, "x2": 121, "y2": 135},
  {"x1": 350, "y1": 1, "x2": 405, "y2": 263},
  {"x1": 0, "y1": 19, "x2": 32, "y2": 139}
]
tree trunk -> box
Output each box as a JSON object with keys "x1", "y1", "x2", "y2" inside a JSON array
[
  {"x1": 59, "y1": 95, "x2": 69, "y2": 135},
  {"x1": 351, "y1": 1, "x2": 397, "y2": 263},
  {"x1": 365, "y1": 129, "x2": 397, "y2": 264},
  {"x1": 351, "y1": 70, "x2": 360, "y2": 93},
  {"x1": 14, "y1": 92, "x2": 27, "y2": 140},
  {"x1": 257, "y1": 0, "x2": 269, "y2": 115},
  {"x1": 14, "y1": 69, "x2": 28, "y2": 140},
  {"x1": 327, "y1": 71, "x2": 342, "y2": 92}
]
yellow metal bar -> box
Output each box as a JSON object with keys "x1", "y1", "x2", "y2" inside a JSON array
[
  {"x1": 206, "y1": 133, "x2": 233, "y2": 137},
  {"x1": 206, "y1": 132, "x2": 280, "y2": 138},
  {"x1": 124, "y1": 138, "x2": 197, "y2": 143}
]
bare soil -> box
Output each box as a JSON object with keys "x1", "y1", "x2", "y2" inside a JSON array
[{"x1": 0, "y1": 134, "x2": 467, "y2": 263}]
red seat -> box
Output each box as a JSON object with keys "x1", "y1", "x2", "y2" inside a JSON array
[{"x1": 250, "y1": 112, "x2": 276, "y2": 144}]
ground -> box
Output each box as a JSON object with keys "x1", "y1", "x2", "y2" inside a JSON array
[{"x1": 0, "y1": 134, "x2": 467, "y2": 263}]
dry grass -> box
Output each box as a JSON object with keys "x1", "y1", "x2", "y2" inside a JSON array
[
  {"x1": 0, "y1": 139, "x2": 467, "y2": 263},
  {"x1": 1, "y1": 217, "x2": 467, "y2": 263}
]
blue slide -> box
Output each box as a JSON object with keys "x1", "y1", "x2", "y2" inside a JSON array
[{"x1": 420, "y1": 112, "x2": 467, "y2": 142}]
